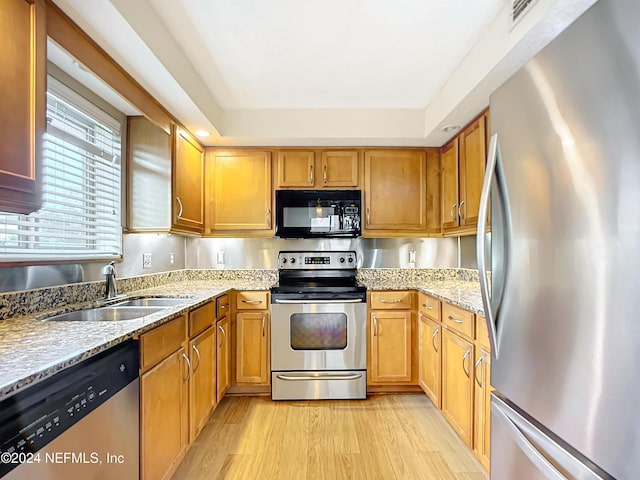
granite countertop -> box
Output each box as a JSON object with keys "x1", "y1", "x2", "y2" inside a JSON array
[
  {"x1": 0, "y1": 279, "x2": 273, "y2": 401},
  {"x1": 0, "y1": 268, "x2": 485, "y2": 401}
]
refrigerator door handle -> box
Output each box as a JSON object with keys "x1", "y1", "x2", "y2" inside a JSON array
[{"x1": 477, "y1": 133, "x2": 501, "y2": 357}]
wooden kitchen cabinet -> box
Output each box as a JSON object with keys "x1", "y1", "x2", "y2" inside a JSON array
[
  {"x1": 473, "y1": 348, "x2": 492, "y2": 471},
  {"x1": 276, "y1": 149, "x2": 359, "y2": 188},
  {"x1": 441, "y1": 328, "x2": 475, "y2": 448},
  {"x1": 205, "y1": 150, "x2": 272, "y2": 235},
  {"x1": 172, "y1": 127, "x2": 204, "y2": 234},
  {"x1": 216, "y1": 314, "x2": 231, "y2": 402},
  {"x1": 187, "y1": 302, "x2": 216, "y2": 443},
  {"x1": 139, "y1": 316, "x2": 188, "y2": 480},
  {"x1": 418, "y1": 311, "x2": 442, "y2": 408},
  {"x1": 236, "y1": 311, "x2": 270, "y2": 384},
  {"x1": 0, "y1": 0, "x2": 46, "y2": 214},
  {"x1": 363, "y1": 150, "x2": 429, "y2": 236},
  {"x1": 441, "y1": 110, "x2": 488, "y2": 236}
]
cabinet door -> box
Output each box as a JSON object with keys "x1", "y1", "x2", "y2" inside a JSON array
[
  {"x1": 441, "y1": 329, "x2": 474, "y2": 447},
  {"x1": 425, "y1": 149, "x2": 442, "y2": 235},
  {"x1": 172, "y1": 128, "x2": 204, "y2": 234},
  {"x1": 236, "y1": 311, "x2": 270, "y2": 384},
  {"x1": 441, "y1": 138, "x2": 459, "y2": 231},
  {"x1": 276, "y1": 151, "x2": 314, "y2": 187},
  {"x1": 0, "y1": 0, "x2": 45, "y2": 214},
  {"x1": 473, "y1": 349, "x2": 492, "y2": 471},
  {"x1": 141, "y1": 347, "x2": 188, "y2": 480},
  {"x1": 459, "y1": 114, "x2": 487, "y2": 228},
  {"x1": 370, "y1": 310, "x2": 413, "y2": 383},
  {"x1": 189, "y1": 326, "x2": 216, "y2": 443},
  {"x1": 364, "y1": 150, "x2": 427, "y2": 232},
  {"x1": 320, "y1": 150, "x2": 359, "y2": 187},
  {"x1": 216, "y1": 315, "x2": 231, "y2": 402},
  {"x1": 418, "y1": 313, "x2": 441, "y2": 408},
  {"x1": 127, "y1": 116, "x2": 171, "y2": 231},
  {"x1": 207, "y1": 151, "x2": 272, "y2": 231}
]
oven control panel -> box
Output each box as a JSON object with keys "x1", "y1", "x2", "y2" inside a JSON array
[{"x1": 278, "y1": 251, "x2": 357, "y2": 269}]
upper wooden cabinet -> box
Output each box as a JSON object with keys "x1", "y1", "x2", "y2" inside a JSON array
[
  {"x1": 172, "y1": 127, "x2": 204, "y2": 234},
  {"x1": 276, "y1": 149, "x2": 359, "y2": 189},
  {"x1": 205, "y1": 150, "x2": 273, "y2": 235},
  {"x1": 363, "y1": 150, "x2": 429, "y2": 235},
  {"x1": 441, "y1": 111, "x2": 489, "y2": 236},
  {"x1": 0, "y1": 0, "x2": 46, "y2": 214},
  {"x1": 126, "y1": 116, "x2": 171, "y2": 231}
]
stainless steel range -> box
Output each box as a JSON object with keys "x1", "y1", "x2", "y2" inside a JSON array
[{"x1": 270, "y1": 250, "x2": 367, "y2": 400}]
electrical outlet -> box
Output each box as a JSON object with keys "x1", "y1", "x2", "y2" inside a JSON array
[
  {"x1": 408, "y1": 250, "x2": 416, "y2": 263},
  {"x1": 217, "y1": 251, "x2": 225, "y2": 265},
  {"x1": 143, "y1": 253, "x2": 152, "y2": 269},
  {"x1": 169, "y1": 252, "x2": 175, "y2": 265}
]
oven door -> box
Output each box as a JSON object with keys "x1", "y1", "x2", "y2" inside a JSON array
[{"x1": 270, "y1": 301, "x2": 366, "y2": 371}]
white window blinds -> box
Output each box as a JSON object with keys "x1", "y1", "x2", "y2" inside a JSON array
[{"x1": 0, "y1": 76, "x2": 123, "y2": 262}]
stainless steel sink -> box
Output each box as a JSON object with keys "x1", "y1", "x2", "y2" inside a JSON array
[
  {"x1": 44, "y1": 306, "x2": 166, "y2": 322},
  {"x1": 113, "y1": 297, "x2": 190, "y2": 307}
]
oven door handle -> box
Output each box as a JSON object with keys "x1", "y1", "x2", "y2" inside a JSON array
[
  {"x1": 273, "y1": 299, "x2": 364, "y2": 304},
  {"x1": 276, "y1": 373, "x2": 363, "y2": 381}
]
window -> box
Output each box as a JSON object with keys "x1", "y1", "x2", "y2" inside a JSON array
[{"x1": 0, "y1": 76, "x2": 122, "y2": 262}]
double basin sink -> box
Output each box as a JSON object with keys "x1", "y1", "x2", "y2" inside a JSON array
[{"x1": 42, "y1": 297, "x2": 192, "y2": 322}]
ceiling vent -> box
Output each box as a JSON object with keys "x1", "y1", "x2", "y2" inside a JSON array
[{"x1": 512, "y1": 0, "x2": 539, "y2": 28}]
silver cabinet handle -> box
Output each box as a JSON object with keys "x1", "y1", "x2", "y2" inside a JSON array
[
  {"x1": 309, "y1": 164, "x2": 314, "y2": 184},
  {"x1": 323, "y1": 164, "x2": 327, "y2": 184},
  {"x1": 262, "y1": 314, "x2": 266, "y2": 337},
  {"x1": 462, "y1": 350, "x2": 471, "y2": 378},
  {"x1": 372, "y1": 315, "x2": 378, "y2": 336},
  {"x1": 422, "y1": 304, "x2": 433, "y2": 310},
  {"x1": 366, "y1": 207, "x2": 370, "y2": 226},
  {"x1": 182, "y1": 353, "x2": 191, "y2": 383},
  {"x1": 450, "y1": 202, "x2": 458, "y2": 219},
  {"x1": 458, "y1": 200, "x2": 465, "y2": 220},
  {"x1": 242, "y1": 299, "x2": 263, "y2": 305},
  {"x1": 276, "y1": 373, "x2": 362, "y2": 381},
  {"x1": 176, "y1": 196, "x2": 183, "y2": 219},
  {"x1": 380, "y1": 299, "x2": 401, "y2": 304},
  {"x1": 432, "y1": 328, "x2": 439, "y2": 353},
  {"x1": 218, "y1": 324, "x2": 225, "y2": 347},
  {"x1": 192, "y1": 344, "x2": 201, "y2": 373},
  {"x1": 448, "y1": 315, "x2": 464, "y2": 324},
  {"x1": 266, "y1": 208, "x2": 272, "y2": 228},
  {"x1": 474, "y1": 356, "x2": 483, "y2": 387}
]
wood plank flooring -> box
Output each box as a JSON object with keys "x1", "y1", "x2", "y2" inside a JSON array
[{"x1": 172, "y1": 394, "x2": 488, "y2": 480}]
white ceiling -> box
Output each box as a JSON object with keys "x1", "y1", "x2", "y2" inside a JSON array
[{"x1": 51, "y1": 0, "x2": 597, "y2": 146}]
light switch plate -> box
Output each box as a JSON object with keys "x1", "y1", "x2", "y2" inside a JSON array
[{"x1": 217, "y1": 251, "x2": 225, "y2": 264}]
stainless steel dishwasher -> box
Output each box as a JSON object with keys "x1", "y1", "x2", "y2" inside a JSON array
[{"x1": 0, "y1": 340, "x2": 139, "y2": 479}]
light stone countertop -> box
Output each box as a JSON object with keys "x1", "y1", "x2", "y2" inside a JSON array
[{"x1": 0, "y1": 270, "x2": 485, "y2": 401}]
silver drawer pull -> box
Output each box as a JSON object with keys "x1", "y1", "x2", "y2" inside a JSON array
[
  {"x1": 276, "y1": 373, "x2": 363, "y2": 381},
  {"x1": 242, "y1": 299, "x2": 263, "y2": 304},
  {"x1": 380, "y1": 299, "x2": 401, "y2": 304},
  {"x1": 422, "y1": 304, "x2": 433, "y2": 310},
  {"x1": 448, "y1": 315, "x2": 464, "y2": 324}
]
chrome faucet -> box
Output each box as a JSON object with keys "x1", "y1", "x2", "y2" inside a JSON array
[{"x1": 102, "y1": 261, "x2": 118, "y2": 299}]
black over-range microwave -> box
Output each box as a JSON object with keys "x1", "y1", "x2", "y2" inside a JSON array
[{"x1": 275, "y1": 190, "x2": 361, "y2": 238}]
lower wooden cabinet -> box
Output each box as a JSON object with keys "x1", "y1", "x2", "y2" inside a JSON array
[
  {"x1": 473, "y1": 348, "x2": 492, "y2": 471},
  {"x1": 369, "y1": 310, "x2": 413, "y2": 383},
  {"x1": 188, "y1": 326, "x2": 216, "y2": 443},
  {"x1": 441, "y1": 328, "x2": 475, "y2": 448},
  {"x1": 216, "y1": 314, "x2": 231, "y2": 402},
  {"x1": 236, "y1": 311, "x2": 270, "y2": 384},
  {"x1": 418, "y1": 312, "x2": 441, "y2": 407}
]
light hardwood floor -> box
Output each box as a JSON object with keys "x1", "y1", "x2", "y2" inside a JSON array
[{"x1": 172, "y1": 394, "x2": 488, "y2": 480}]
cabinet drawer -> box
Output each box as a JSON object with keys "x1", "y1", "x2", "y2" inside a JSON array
[
  {"x1": 216, "y1": 294, "x2": 230, "y2": 319},
  {"x1": 476, "y1": 315, "x2": 491, "y2": 350},
  {"x1": 370, "y1": 291, "x2": 412, "y2": 310},
  {"x1": 236, "y1": 291, "x2": 268, "y2": 310},
  {"x1": 189, "y1": 301, "x2": 215, "y2": 338},
  {"x1": 442, "y1": 303, "x2": 474, "y2": 339},
  {"x1": 140, "y1": 315, "x2": 186, "y2": 372},
  {"x1": 418, "y1": 293, "x2": 441, "y2": 321}
]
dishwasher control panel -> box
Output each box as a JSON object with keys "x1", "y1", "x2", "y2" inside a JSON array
[{"x1": 0, "y1": 341, "x2": 139, "y2": 477}]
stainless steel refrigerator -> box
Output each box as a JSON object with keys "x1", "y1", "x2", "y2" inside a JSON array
[{"x1": 476, "y1": 0, "x2": 640, "y2": 478}]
